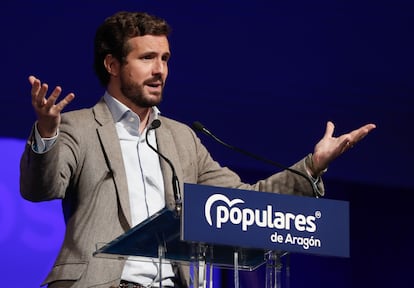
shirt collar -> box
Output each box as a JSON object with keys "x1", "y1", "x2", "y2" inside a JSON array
[{"x1": 103, "y1": 91, "x2": 161, "y2": 124}]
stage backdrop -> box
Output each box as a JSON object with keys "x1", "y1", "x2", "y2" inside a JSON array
[{"x1": 1, "y1": 1, "x2": 413, "y2": 287}]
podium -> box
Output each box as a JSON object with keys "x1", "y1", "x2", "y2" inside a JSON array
[{"x1": 94, "y1": 183, "x2": 349, "y2": 287}]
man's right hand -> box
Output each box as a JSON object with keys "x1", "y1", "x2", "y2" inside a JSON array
[{"x1": 29, "y1": 75, "x2": 75, "y2": 138}]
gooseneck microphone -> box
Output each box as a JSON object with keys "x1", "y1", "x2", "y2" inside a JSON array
[
  {"x1": 192, "y1": 121, "x2": 320, "y2": 198},
  {"x1": 146, "y1": 119, "x2": 182, "y2": 217}
]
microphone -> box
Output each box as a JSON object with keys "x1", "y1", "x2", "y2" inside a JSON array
[
  {"x1": 192, "y1": 121, "x2": 321, "y2": 198},
  {"x1": 146, "y1": 119, "x2": 182, "y2": 217}
]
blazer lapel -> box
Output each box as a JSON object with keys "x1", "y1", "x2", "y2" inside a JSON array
[
  {"x1": 155, "y1": 122, "x2": 184, "y2": 212},
  {"x1": 93, "y1": 99, "x2": 132, "y2": 228}
]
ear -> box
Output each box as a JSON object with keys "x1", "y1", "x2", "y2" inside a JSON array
[{"x1": 104, "y1": 54, "x2": 120, "y2": 77}]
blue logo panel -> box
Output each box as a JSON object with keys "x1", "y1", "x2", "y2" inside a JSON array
[{"x1": 182, "y1": 183, "x2": 349, "y2": 258}]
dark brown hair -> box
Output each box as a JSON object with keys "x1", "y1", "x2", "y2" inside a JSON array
[{"x1": 93, "y1": 11, "x2": 171, "y2": 86}]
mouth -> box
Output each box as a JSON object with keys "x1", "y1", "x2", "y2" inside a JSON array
[
  {"x1": 145, "y1": 78, "x2": 163, "y2": 87},
  {"x1": 145, "y1": 81, "x2": 163, "y2": 95},
  {"x1": 147, "y1": 82, "x2": 162, "y2": 88}
]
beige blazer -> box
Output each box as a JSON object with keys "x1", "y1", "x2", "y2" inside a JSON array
[{"x1": 20, "y1": 98, "x2": 322, "y2": 288}]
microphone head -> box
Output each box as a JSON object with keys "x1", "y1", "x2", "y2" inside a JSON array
[
  {"x1": 192, "y1": 121, "x2": 205, "y2": 132},
  {"x1": 150, "y1": 119, "x2": 161, "y2": 130}
]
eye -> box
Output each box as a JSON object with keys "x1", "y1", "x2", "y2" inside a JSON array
[
  {"x1": 141, "y1": 54, "x2": 155, "y2": 60},
  {"x1": 162, "y1": 54, "x2": 171, "y2": 62}
]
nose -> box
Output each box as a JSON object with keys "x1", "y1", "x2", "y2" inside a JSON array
[{"x1": 152, "y1": 58, "x2": 167, "y2": 75}]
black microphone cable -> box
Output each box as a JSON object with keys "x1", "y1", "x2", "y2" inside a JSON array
[
  {"x1": 146, "y1": 119, "x2": 182, "y2": 217},
  {"x1": 192, "y1": 121, "x2": 321, "y2": 198}
]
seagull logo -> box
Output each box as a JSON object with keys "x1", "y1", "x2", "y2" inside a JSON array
[{"x1": 204, "y1": 194, "x2": 244, "y2": 226}]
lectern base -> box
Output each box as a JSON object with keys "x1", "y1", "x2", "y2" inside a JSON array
[
  {"x1": 93, "y1": 208, "x2": 291, "y2": 287},
  {"x1": 265, "y1": 251, "x2": 289, "y2": 288}
]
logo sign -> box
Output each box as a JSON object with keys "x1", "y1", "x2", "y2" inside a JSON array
[{"x1": 181, "y1": 183, "x2": 349, "y2": 258}]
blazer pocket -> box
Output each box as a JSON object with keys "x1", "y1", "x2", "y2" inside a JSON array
[{"x1": 42, "y1": 261, "x2": 87, "y2": 286}]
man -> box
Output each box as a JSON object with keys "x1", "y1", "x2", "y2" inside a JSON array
[{"x1": 20, "y1": 11, "x2": 376, "y2": 288}]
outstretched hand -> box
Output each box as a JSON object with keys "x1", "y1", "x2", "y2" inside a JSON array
[
  {"x1": 29, "y1": 75, "x2": 75, "y2": 138},
  {"x1": 309, "y1": 121, "x2": 376, "y2": 176}
]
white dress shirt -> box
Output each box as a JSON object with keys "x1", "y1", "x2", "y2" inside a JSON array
[{"x1": 104, "y1": 93, "x2": 175, "y2": 287}]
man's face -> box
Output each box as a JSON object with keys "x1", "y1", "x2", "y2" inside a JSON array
[{"x1": 119, "y1": 35, "x2": 170, "y2": 108}]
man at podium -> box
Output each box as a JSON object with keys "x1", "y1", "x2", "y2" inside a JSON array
[{"x1": 20, "y1": 10, "x2": 375, "y2": 288}]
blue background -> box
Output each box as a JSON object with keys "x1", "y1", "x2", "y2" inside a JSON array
[{"x1": 1, "y1": 0, "x2": 413, "y2": 287}]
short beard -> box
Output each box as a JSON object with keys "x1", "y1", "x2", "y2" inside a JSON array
[{"x1": 120, "y1": 74, "x2": 163, "y2": 108}]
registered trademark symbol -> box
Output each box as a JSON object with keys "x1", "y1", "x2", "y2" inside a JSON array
[{"x1": 315, "y1": 210, "x2": 321, "y2": 218}]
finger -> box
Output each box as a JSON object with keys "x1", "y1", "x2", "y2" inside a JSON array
[
  {"x1": 54, "y1": 93, "x2": 75, "y2": 112},
  {"x1": 362, "y1": 123, "x2": 376, "y2": 133},
  {"x1": 36, "y1": 83, "x2": 50, "y2": 107},
  {"x1": 29, "y1": 76, "x2": 41, "y2": 100},
  {"x1": 28, "y1": 75, "x2": 37, "y2": 85},
  {"x1": 31, "y1": 80, "x2": 49, "y2": 108},
  {"x1": 323, "y1": 121, "x2": 335, "y2": 138},
  {"x1": 43, "y1": 86, "x2": 62, "y2": 110},
  {"x1": 349, "y1": 123, "x2": 376, "y2": 143}
]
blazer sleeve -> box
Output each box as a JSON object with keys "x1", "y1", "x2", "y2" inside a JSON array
[
  {"x1": 194, "y1": 134, "x2": 324, "y2": 197},
  {"x1": 19, "y1": 120, "x2": 80, "y2": 202},
  {"x1": 159, "y1": 117, "x2": 324, "y2": 198}
]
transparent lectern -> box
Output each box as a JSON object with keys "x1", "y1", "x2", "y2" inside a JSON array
[{"x1": 94, "y1": 183, "x2": 349, "y2": 288}]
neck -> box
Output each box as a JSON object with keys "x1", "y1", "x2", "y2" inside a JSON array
[
  {"x1": 106, "y1": 87, "x2": 153, "y2": 134},
  {"x1": 137, "y1": 109, "x2": 152, "y2": 134}
]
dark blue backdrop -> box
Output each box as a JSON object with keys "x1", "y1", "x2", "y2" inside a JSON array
[{"x1": 1, "y1": 0, "x2": 413, "y2": 287}]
